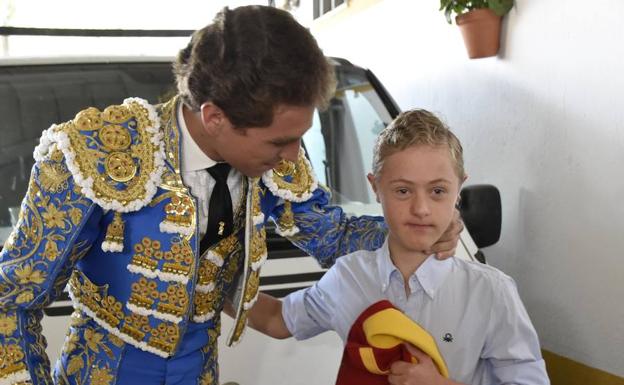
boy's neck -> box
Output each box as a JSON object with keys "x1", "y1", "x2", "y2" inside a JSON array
[{"x1": 387, "y1": 239, "x2": 430, "y2": 289}]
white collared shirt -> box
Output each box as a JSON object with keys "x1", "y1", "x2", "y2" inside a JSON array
[
  {"x1": 282, "y1": 240, "x2": 550, "y2": 385},
  {"x1": 177, "y1": 102, "x2": 244, "y2": 237}
]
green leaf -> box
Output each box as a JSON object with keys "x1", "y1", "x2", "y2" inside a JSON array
[
  {"x1": 445, "y1": 6, "x2": 453, "y2": 24},
  {"x1": 440, "y1": 0, "x2": 452, "y2": 11},
  {"x1": 488, "y1": 0, "x2": 513, "y2": 15}
]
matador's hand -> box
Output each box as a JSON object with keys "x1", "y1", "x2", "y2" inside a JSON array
[{"x1": 428, "y1": 209, "x2": 463, "y2": 260}]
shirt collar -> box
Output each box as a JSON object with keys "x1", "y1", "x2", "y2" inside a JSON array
[
  {"x1": 414, "y1": 253, "x2": 453, "y2": 299},
  {"x1": 178, "y1": 101, "x2": 217, "y2": 172},
  {"x1": 376, "y1": 238, "x2": 454, "y2": 299}
]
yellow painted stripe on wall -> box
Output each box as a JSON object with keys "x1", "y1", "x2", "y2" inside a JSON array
[{"x1": 543, "y1": 350, "x2": 624, "y2": 385}]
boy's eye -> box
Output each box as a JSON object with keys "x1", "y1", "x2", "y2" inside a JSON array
[
  {"x1": 432, "y1": 187, "x2": 447, "y2": 196},
  {"x1": 395, "y1": 188, "x2": 410, "y2": 195}
]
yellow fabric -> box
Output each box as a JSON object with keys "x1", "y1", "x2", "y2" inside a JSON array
[
  {"x1": 359, "y1": 347, "x2": 388, "y2": 375},
  {"x1": 361, "y1": 308, "x2": 449, "y2": 377}
]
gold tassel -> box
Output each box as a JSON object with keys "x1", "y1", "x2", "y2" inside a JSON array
[
  {"x1": 103, "y1": 211, "x2": 125, "y2": 252},
  {"x1": 278, "y1": 201, "x2": 295, "y2": 233}
]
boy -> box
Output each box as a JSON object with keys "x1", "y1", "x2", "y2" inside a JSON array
[{"x1": 245, "y1": 109, "x2": 550, "y2": 385}]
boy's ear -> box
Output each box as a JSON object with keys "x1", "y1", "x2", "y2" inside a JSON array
[
  {"x1": 367, "y1": 173, "x2": 380, "y2": 203},
  {"x1": 456, "y1": 175, "x2": 468, "y2": 207},
  {"x1": 200, "y1": 102, "x2": 229, "y2": 136}
]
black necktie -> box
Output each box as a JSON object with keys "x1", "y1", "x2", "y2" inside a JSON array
[{"x1": 200, "y1": 163, "x2": 233, "y2": 254}]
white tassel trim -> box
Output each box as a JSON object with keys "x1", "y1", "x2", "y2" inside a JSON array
[
  {"x1": 192, "y1": 311, "x2": 215, "y2": 323},
  {"x1": 101, "y1": 241, "x2": 123, "y2": 253},
  {"x1": 261, "y1": 149, "x2": 318, "y2": 202},
  {"x1": 195, "y1": 282, "x2": 216, "y2": 293},
  {"x1": 0, "y1": 369, "x2": 31, "y2": 385},
  {"x1": 159, "y1": 221, "x2": 194, "y2": 237},
  {"x1": 251, "y1": 250, "x2": 268, "y2": 271},
  {"x1": 126, "y1": 303, "x2": 182, "y2": 324},
  {"x1": 33, "y1": 124, "x2": 57, "y2": 162},
  {"x1": 127, "y1": 264, "x2": 190, "y2": 284},
  {"x1": 252, "y1": 213, "x2": 265, "y2": 226},
  {"x1": 34, "y1": 98, "x2": 165, "y2": 213},
  {"x1": 68, "y1": 290, "x2": 170, "y2": 358},
  {"x1": 205, "y1": 250, "x2": 224, "y2": 267},
  {"x1": 275, "y1": 225, "x2": 299, "y2": 237}
]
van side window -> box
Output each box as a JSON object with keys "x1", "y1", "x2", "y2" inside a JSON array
[
  {"x1": 304, "y1": 77, "x2": 391, "y2": 211},
  {"x1": 303, "y1": 112, "x2": 328, "y2": 187}
]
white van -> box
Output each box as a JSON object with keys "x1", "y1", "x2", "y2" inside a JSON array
[{"x1": 0, "y1": 42, "x2": 501, "y2": 384}]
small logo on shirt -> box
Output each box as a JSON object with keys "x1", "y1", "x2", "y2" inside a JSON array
[{"x1": 442, "y1": 333, "x2": 454, "y2": 343}]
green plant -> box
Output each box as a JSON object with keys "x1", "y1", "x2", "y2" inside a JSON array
[{"x1": 440, "y1": 0, "x2": 513, "y2": 24}]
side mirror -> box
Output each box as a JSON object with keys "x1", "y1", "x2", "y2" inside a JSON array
[{"x1": 459, "y1": 184, "x2": 501, "y2": 249}]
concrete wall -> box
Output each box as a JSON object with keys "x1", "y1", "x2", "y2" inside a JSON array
[{"x1": 306, "y1": 0, "x2": 624, "y2": 377}]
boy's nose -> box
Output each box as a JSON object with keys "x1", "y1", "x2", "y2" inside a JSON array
[{"x1": 410, "y1": 193, "x2": 431, "y2": 217}]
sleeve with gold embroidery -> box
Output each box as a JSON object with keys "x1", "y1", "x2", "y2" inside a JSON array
[
  {"x1": 262, "y1": 149, "x2": 387, "y2": 268},
  {"x1": 0, "y1": 147, "x2": 100, "y2": 385},
  {"x1": 0, "y1": 98, "x2": 164, "y2": 385}
]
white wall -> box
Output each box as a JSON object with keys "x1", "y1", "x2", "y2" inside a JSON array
[{"x1": 310, "y1": 0, "x2": 624, "y2": 376}]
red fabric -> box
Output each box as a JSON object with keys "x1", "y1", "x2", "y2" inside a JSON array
[{"x1": 334, "y1": 300, "x2": 413, "y2": 385}]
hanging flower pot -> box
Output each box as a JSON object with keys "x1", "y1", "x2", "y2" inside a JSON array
[
  {"x1": 440, "y1": 1, "x2": 513, "y2": 59},
  {"x1": 456, "y1": 8, "x2": 502, "y2": 59}
]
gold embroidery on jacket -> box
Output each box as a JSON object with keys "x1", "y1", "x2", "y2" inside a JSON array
[
  {"x1": 197, "y1": 261, "x2": 219, "y2": 288},
  {"x1": 193, "y1": 290, "x2": 219, "y2": 317},
  {"x1": 278, "y1": 200, "x2": 295, "y2": 232},
  {"x1": 163, "y1": 194, "x2": 195, "y2": 228},
  {"x1": 198, "y1": 326, "x2": 221, "y2": 385},
  {"x1": 194, "y1": 240, "x2": 243, "y2": 319},
  {"x1": 54, "y1": 316, "x2": 122, "y2": 385},
  {"x1": 231, "y1": 311, "x2": 248, "y2": 344},
  {"x1": 148, "y1": 323, "x2": 179, "y2": 354},
  {"x1": 269, "y1": 153, "x2": 316, "y2": 199},
  {"x1": 129, "y1": 237, "x2": 194, "y2": 279},
  {"x1": 56, "y1": 100, "x2": 159, "y2": 205},
  {"x1": 0, "y1": 341, "x2": 27, "y2": 380},
  {"x1": 131, "y1": 238, "x2": 163, "y2": 271},
  {"x1": 68, "y1": 271, "x2": 182, "y2": 356},
  {"x1": 38, "y1": 150, "x2": 71, "y2": 192},
  {"x1": 243, "y1": 270, "x2": 260, "y2": 306},
  {"x1": 129, "y1": 277, "x2": 189, "y2": 318},
  {"x1": 250, "y1": 228, "x2": 268, "y2": 265},
  {"x1": 1, "y1": 150, "x2": 90, "y2": 307},
  {"x1": 193, "y1": 178, "x2": 247, "y2": 321},
  {"x1": 70, "y1": 273, "x2": 123, "y2": 328}
]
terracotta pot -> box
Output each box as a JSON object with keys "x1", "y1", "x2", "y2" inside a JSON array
[{"x1": 456, "y1": 8, "x2": 502, "y2": 59}]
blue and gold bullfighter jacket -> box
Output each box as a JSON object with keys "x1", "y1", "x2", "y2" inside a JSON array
[{"x1": 0, "y1": 96, "x2": 387, "y2": 385}]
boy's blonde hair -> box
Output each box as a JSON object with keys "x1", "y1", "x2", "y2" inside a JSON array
[{"x1": 372, "y1": 109, "x2": 465, "y2": 180}]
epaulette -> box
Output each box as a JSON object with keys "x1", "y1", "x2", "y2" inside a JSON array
[
  {"x1": 261, "y1": 148, "x2": 318, "y2": 236},
  {"x1": 261, "y1": 148, "x2": 318, "y2": 202},
  {"x1": 33, "y1": 98, "x2": 165, "y2": 251}
]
